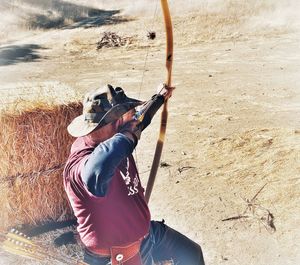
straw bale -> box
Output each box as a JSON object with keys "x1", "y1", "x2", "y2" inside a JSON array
[{"x1": 0, "y1": 82, "x2": 82, "y2": 230}]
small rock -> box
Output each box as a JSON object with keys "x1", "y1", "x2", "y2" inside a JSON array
[
  {"x1": 147, "y1": 31, "x2": 156, "y2": 40},
  {"x1": 294, "y1": 129, "x2": 300, "y2": 134},
  {"x1": 221, "y1": 256, "x2": 228, "y2": 261},
  {"x1": 160, "y1": 161, "x2": 171, "y2": 168}
]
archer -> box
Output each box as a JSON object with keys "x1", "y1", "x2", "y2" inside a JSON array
[{"x1": 63, "y1": 84, "x2": 204, "y2": 265}]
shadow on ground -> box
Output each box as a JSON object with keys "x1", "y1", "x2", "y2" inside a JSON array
[
  {"x1": 23, "y1": 0, "x2": 132, "y2": 29},
  {"x1": 0, "y1": 44, "x2": 46, "y2": 66},
  {"x1": 64, "y1": 10, "x2": 132, "y2": 29}
]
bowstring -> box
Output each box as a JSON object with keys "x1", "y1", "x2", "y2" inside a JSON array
[
  {"x1": 137, "y1": 1, "x2": 159, "y2": 98},
  {"x1": 134, "y1": 0, "x2": 159, "y2": 174}
]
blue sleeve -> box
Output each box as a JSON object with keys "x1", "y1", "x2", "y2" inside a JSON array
[{"x1": 81, "y1": 133, "x2": 135, "y2": 197}]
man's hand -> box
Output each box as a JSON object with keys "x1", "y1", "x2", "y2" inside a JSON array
[{"x1": 156, "y1": 83, "x2": 175, "y2": 100}]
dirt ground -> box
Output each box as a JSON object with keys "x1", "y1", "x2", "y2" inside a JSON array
[{"x1": 0, "y1": 1, "x2": 300, "y2": 265}]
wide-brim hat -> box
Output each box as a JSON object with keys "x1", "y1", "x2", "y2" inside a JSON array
[{"x1": 67, "y1": 85, "x2": 143, "y2": 137}]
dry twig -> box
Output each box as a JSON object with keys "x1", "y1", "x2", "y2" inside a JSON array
[
  {"x1": 222, "y1": 215, "x2": 249, "y2": 222},
  {"x1": 222, "y1": 183, "x2": 276, "y2": 232}
]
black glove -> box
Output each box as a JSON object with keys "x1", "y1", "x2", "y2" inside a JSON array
[
  {"x1": 134, "y1": 94, "x2": 165, "y2": 131},
  {"x1": 119, "y1": 93, "x2": 165, "y2": 144}
]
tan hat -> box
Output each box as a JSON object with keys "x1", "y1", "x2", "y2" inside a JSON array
[{"x1": 67, "y1": 85, "x2": 143, "y2": 137}]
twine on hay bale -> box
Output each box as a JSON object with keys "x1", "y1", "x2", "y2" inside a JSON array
[{"x1": 0, "y1": 83, "x2": 82, "y2": 231}]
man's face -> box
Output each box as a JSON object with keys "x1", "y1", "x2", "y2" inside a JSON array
[
  {"x1": 87, "y1": 108, "x2": 136, "y2": 143},
  {"x1": 87, "y1": 122, "x2": 116, "y2": 144}
]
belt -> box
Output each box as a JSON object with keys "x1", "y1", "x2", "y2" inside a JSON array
[{"x1": 87, "y1": 237, "x2": 145, "y2": 265}]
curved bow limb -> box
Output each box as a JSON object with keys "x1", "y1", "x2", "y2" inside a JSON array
[{"x1": 145, "y1": 0, "x2": 173, "y2": 204}]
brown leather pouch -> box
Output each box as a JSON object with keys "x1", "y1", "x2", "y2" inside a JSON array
[{"x1": 110, "y1": 240, "x2": 142, "y2": 265}]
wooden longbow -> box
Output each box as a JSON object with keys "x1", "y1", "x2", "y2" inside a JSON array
[{"x1": 145, "y1": 0, "x2": 173, "y2": 204}]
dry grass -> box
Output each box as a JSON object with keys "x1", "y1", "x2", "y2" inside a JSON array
[{"x1": 0, "y1": 83, "x2": 82, "y2": 231}]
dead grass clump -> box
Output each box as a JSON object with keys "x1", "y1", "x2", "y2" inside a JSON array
[
  {"x1": 97, "y1": 31, "x2": 135, "y2": 49},
  {"x1": 0, "y1": 83, "x2": 82, "y2": 231}
]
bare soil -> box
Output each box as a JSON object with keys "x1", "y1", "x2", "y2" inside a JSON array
[{"x1": 0, "y1": 1, "x2": 300, "y2": 264}]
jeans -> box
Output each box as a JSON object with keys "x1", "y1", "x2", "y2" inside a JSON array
[{"x1": 84, "y1": 220, "x2": 205, "y2": 265}]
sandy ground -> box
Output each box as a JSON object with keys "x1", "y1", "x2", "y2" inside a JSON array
[{"x1": 0, "y1": 1, "x2": 300, "y2": 265}]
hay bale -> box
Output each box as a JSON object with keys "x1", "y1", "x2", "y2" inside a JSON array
[{"x1": 0, "y1": 82, "x2": 82, "y2": 230}]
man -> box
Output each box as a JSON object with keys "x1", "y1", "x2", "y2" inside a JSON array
[{"x1": 63, "y1": 84, "x2": 205, "y2": 265}]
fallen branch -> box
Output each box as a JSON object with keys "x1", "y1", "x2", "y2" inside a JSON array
[
  {"x1": 222, "y1": 215, "x2": 249, "y2": 222},
  {"x1": 177, "y1": 166, "x2": 195, "y2": 173}
]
